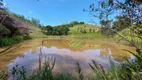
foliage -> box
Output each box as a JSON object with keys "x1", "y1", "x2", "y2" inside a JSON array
[
  {"x1": 132, "y1": 23, "x2": 142, "y2": 40},
  {"x1": 75, "y1": 62, "x2": 84, "y2": 80},
  {"x1": 42, "y1": 21, "x2": 87, "y2": 36},
  {"x1": 0, "y1": 2, "x2": 45, "y2": 46},
  {"x1": 70, "y1": 21, "x2": 80, "y2": 25},
  {"x1": 43, "y1": 25, "x2": 53, "y2": 35},
  {"x1": 0, "y1": 8, "x2": 34, "y2": 47},
  {"x1": 23, "y1": 35, "x2": 32, "y2": 40},
  {"x1": 0, "y1": 9, "x2": 29, "y2": 37},
  {"x1": 84, "y1": 0, "x2": 114, "y2": 35},
  {"x1": 112, "y1": 15, "x2": 132, "y2": 32},
  {"x1": 79, "y1": 22, "x2": 85, "y2": 24},
  {"x1": 0, "y1": 36, "x2": 23, "y2": 47},
  {"x1": 43, "y1": 25, "x2": 70, "y2": 36}
]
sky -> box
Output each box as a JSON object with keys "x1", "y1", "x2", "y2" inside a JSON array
[{"x1": 4, "y1": 0, "x2": 104, "y2": 26}]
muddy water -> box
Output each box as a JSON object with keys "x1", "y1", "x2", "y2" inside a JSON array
[{"x1": 0, "y1": 38, "x2": 135, "y2": 77}]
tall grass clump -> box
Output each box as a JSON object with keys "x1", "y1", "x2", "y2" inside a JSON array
[
  {"x1": 0, "y1": 71, "x2": 8, "y2": 80},
  {"x1": 118, "y1": 49, "x2": 142, "y2": 80}
]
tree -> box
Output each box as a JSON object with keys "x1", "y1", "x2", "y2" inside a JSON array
[
  {"x1": 112, "y1": 15, "x2": 131, "y2": 32},
  {"x1": 62, "y1": 26, "x2": 69, "y2": 35},
  {"x1": 85, "y1": 0, "x2": 142, "y2": 37},
  {"x1": 84, "y1": 0, "x2": 115, "y2": 35},
  {"x1": 80, "y1": 22, "x2": 85, "y2": 24},
  {"x1": 83, "y1": 29, "x2": 87, "y2": 33},
  {"x1": 70, "y1": 21, "x2": 79, "y2": 25},
  {"x1": 45, "y1": 25, "x2": 53, "y2": 35},
  {"x1": 52, "y1": 27, "x2": 59, "y2": 35},
  {"x1": 44, "y1": 25, "x2": 70, "y2": 36},
  {"x1": 31, "y1": 18, "x2": 40, "y2": 26},
  {"x1": 89, "y1": 28, "x2": 92, "y2": 33}
]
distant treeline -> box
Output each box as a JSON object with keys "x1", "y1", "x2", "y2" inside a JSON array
[{"x1": 42, "y1": 21, "x2": 85, "y2": 35}]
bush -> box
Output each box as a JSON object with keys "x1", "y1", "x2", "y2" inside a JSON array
[
  {"x1": 0, "y1": 36, "x2": 23, "y2": 47},
  {"x1": 23, "y1": 35, "x2": 32, "y2": 40}
]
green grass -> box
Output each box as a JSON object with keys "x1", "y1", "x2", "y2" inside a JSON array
[
  {"x1": 69, "y1": 24, "x2": 100, "y2": 33},
  {"x1": 69, "y1": 32, "x2": 105, "y2": 39},
  {"x1": 68, "y1": 24, "x2": 105, "y2": 39}
]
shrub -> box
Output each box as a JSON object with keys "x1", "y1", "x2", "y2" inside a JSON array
[
  {"x1": 0, "y1": 36, "x2": 23, "y2": 47},
  {"x1": 23, "y1": 35, "x2": 32, "y2": 40}
]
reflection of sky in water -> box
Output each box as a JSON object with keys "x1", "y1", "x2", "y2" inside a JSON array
[{"x1": 8, "y1": 46, "x2": 131, "y2": 78}]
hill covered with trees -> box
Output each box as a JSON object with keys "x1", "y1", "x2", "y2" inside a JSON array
[
  {"x1": 0, "y1": 2, "x2": 45, "y2": 47},
  {"x1": 41, "y1": 21, "x2": 101, "y2": 38}
]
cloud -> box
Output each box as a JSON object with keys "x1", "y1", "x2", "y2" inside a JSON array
[
  {"x1": 2, "y1": 2, "x2": 7, "y2": 6},
  {"x1": 28, "y1": 11, "x2": 33, "y2": 14}
]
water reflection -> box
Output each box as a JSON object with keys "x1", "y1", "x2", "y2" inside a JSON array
[
  {"x1": 8, "y1": 45, "x2": 133, "y2": 77},
  {"x1": 0, "y1": 39, "x2": 135, "y2": 78}
]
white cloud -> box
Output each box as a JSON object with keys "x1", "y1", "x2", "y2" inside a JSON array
[
  {"x1": 28, "y1": 11, "x2": 33, "y2": 14},
  {"x1": 2, "y1": 2, "x2": 7, "y2": 7}
]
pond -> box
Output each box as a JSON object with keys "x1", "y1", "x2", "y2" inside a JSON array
[{"x1": 0, "y1": 38, "x2": 135, "y2": 77}]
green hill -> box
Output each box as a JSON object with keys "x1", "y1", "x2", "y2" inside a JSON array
[
  {"x1": 68, "y1": 24, "x2": 104, "y2": 38},
  {"x1": 113, "y1": 28, "x2": 142, "y2": 48},
  {"x1": 69, "y1": 24, "x2": 100, "y2": 33},
  {"x1": 10, "y1": 14, "x2": 46, "y2": 38},
  {"x1": 0, "y1": 9, "x2": 46, "y2": 47}
]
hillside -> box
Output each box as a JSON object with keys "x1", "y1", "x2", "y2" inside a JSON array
[
  {"x1": 113, "y1": 28, "x2": 142, "y2": 48},
  {"x1": 68, "y1": 24, "x2": 104, "y2": 38},
  {"x1": 0, "y1": 8, "x2": 46, "y2": 47},
  {"x1": 10, "y1": 14, "x2": 46, "y2": 38},
  {"x1": 69, "y1": 24, "x2": 100, "y2": 33}
]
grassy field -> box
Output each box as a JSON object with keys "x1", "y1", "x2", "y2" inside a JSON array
[
  {"x1": 68, "y1": 24, "x2": 105, "y2": 39},
  {"x1": 69, "y1": 24, "x2": 100, "y2": 33}
]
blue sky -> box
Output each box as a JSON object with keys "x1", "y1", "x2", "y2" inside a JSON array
[{"x1": 4, "y1": 0, "x2": 105, "y2": 26}]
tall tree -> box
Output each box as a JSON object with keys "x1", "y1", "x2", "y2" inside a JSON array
[
  {"x1": 112, "y1": 15, "x2": 132, "y2": 31},
  {"x1": 84, "y1": 0, "x2": 115, "y2": 35}
]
